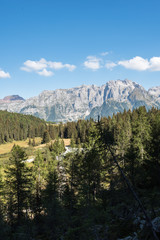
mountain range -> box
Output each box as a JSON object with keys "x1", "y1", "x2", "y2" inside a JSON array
[{"x1": 0, "y1": 79, "x2": 160, "y2": 122}]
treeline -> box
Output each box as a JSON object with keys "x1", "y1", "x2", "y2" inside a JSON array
[
  {"x1": 48, "y1": 119, "x2": 94, "y2": 143},
  {"x1": 0, "y1": 110, "x2": 93, "y2": 145},
  {"x1": 0, "y1": 110, "x2": 46, "y2": 143},
  {"x1": 0, "y1": 107, "x2": 160, "y2": 239}
]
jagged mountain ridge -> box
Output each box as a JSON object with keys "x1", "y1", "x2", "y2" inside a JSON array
[{"x1": 0, "y1": 79, "x2": 160, "y2": 122}]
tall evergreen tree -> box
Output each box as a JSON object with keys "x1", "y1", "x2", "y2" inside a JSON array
[
  {"x1": 32, "y1": 150, "x2": 45, "y2": 218},
  {"x1": 5, "y1": 145, "x2": 32, "y2": 225},
  {"x1": 42, "y1": 130, "x2": 50, "y2": 144}
]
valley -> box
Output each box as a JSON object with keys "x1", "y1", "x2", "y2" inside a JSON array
[{"x1": 0, "y1": 107, "x2": 160, "y2": 239}]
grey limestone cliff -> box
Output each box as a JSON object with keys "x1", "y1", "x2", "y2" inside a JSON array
[{"x1": 0, "y1": 79, "x2": 160, "y2": 122}]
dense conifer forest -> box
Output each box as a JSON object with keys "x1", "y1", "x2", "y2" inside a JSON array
[
  {"x1": 0, "y1": 110, "x2": 97, "y2": 151},
  {"x1": 0, "y1": 107, "x2": 160, "y2": 239},
  {"x1": 0, "y1": 110, "x2": 92, "y2": 144},
  {"x1": 0, "y1": 111, "x2": 47, "y2": 143}
]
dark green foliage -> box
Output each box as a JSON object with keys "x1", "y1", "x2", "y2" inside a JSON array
[
  {"x1": 28, "y1": 138, "x2": 36, "y2": 147},
  {"x1": 5, "y1": 145, "x2": 32, "y2": 225},
  {"x1": 0, "y1": 110, "x2": 46, "y2": 144},
  {"x1": 0, "y1": 107, "x2": 160, "y2": 239},
  {"x1": 48, "y1": 138, "x2": 65, "y2": 156},
  {"x1": 41, "y1": 130, "x2": 50, "y2": 144},
  {"x1": 47, "y1": 119, "x2": 94, "y2": 145}
]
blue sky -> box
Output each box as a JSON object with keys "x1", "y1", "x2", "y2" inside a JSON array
[{"x1": 0, "y1": 0, "x2": 160, "y2": 99}]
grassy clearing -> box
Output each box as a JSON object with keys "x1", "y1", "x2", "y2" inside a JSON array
[
  {"x1": 0, "y1": 138, "x2": 70, "y2": 178},
  {"x1": 0, "y1": 137, "x2": 41, "y2": 155},
  {"x1": 0, "y1": 138, "x2": 71, "y2": 155},
  {"x1": 34, "y1": 138, "x2": 70, "y2": 149}
]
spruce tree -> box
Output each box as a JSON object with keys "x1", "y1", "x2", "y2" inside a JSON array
[
  {"x1": 5, "y1": 145, "x2": 32, "y2": 225},
  {"x1": 42, "y1": 130, "x2": 50, "y2": 144},
  {"x1": 32, "y1": 150, "x2": 46, "y2": 217}
]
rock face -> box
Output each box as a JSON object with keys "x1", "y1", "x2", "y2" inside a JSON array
[
  {"x1": 148, "y1": 86, "x2": 160, "y2": 102},
  {"x1": 0, "y1": 79, "x2": 160, "y2": 122}
]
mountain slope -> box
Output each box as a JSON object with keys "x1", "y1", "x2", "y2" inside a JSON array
[
  {"x1": 0, "y1": 110, "x2": 46, "y2": 143},
  {"x1": 0, "y1": 79, "x2": 160, "y2": 122},
  {"x1": 148, "y1": 86, "x2": 160, "y2": 102}
]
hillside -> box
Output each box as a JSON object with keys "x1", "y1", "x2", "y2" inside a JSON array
[
  {"x1": 0, "y1": 110, "x2": 46, "y2": 143},
  {"x1": 0, "y1": 107, "x2": 160, "y2": 239}
]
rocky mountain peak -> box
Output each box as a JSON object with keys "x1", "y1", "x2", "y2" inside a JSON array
[
  {"x1": 0, "y1": 79, "x2": 160, "y2": 122},
  {"x1": 102, "y1": 79, "x2": 141, "y2": 102}
]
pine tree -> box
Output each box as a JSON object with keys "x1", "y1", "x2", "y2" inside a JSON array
[
  {"x1": 49, "y1": 138, "x2": 65, "y2": 156},
  {"x1": 0, "y1": 175, "x2": 8, "y2": 240},
  {"x1": 5, "y1": 145, "x2": 32, "y2": 225},
  {"x1": 70, "y1": 134, "x2": 76, "y2": 148},
  {"x1": 32, "y1": 150, "x2": 46, "y2": 217},
  {"x1": 132, "y1": 107, "x2": 151, "y2": 163},
  {"x1": 42, "y1": 130, "x2": 50, "y2": 144},
  {"x1": 43, "y1": 165, "x2": 59, "y2": 214}
]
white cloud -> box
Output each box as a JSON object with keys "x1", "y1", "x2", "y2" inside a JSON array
[
  {"x1": 48, "y1": 61, "x2": 76, "y2": 71},
  {"x1": 21, "y1": 58, "x2": 76, "y2": 76},
  {"x1": 38, "y1": 69, "x2": 54, "y2": 77},
  {"x1": 118, "y1": 56, "x2": 160, "y2": 71},
  {"x1": 118, "y1": 56, "x2": 150, "y2": 71},
  {"x1": 0, "y1": 69, "x2": 11, "y2": 79},
  {"x1": 48, "y1": 61, "x2": 64, "y2": 70},
  {"x1": 84, "y1": 56, "x2": 102, "y2": 70},
  {"x1": 103, "y1": 56, "x2": 160, "y2": 72},
  {"x1": 149, "y1": 57, "x2": 160, "y2": 71},
  {"x1": 105, "y1": 62, "x2": 117, "y2": 70},
  {"x1": 64, "y1": 64, "x2": 76, "y2": 71},
  {"x1": 21, "y1": 58, "x2": 47, "y2": 72},
  {"x1": 101, "y1": 51, "x2": 109, "y2": 56}
]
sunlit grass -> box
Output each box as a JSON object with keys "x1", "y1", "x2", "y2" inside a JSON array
[
  {"x1": 0, "y1": 138, "x2": 71, "y2": 155},
  {"x1": 0, "y1": 137, "x2": 41, "y2": 155}
]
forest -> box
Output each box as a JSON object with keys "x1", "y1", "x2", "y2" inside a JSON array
[
  {"x1": 0, "y1": 106, "x2": 160, "y2": 239},
  {"x1": 0, "y1": 110, "x2": 92, "y2": 144}
]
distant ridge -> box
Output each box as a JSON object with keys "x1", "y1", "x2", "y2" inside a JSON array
[
  {"x1": 0, "y1": 79, "x2": 160, "y2": 122},
  {"x1": 0, "y1": 95, "x2": 25, "y2": 102}
]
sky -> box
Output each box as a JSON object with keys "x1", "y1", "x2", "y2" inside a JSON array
[{"x1": 0, "y1": 0, "x2": 160, "y2": 99}]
